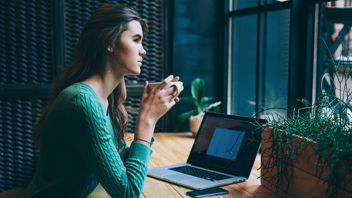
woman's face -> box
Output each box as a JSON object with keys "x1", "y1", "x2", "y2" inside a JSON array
[{"x1": 114, "y1": 20, "x2": 146, "y2": 76}]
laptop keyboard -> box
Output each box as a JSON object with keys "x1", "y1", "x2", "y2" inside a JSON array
[{"x1": 169, "y1": 166, "x2": 232, "y2": 181}]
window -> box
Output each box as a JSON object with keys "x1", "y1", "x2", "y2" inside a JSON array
[
  {"x1": 225, "y1": 0, "x2": 290, "y2": 118},
  {"x1": 314, "y1": 0, "x2": 352, "y2": 102}
]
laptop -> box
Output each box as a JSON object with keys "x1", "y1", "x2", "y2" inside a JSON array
[{"x1": 147, "y1": 112, "x2": 266, "y2": 190}]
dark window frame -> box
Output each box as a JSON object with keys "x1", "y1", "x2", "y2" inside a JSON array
[{"x1": 223, "y1": 0, "x2": 331, "y2": 116}]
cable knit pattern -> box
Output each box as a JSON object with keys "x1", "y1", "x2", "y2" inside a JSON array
[{"x1": 21, "y1": 83, "x2": 153, "y2": 198}]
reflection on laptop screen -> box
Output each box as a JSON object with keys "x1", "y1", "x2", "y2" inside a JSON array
[
  {"x1": 188, "y1": 113, "x2": 265, "y2": 178},
  {"x1": 206, "y1": 128, "x2": 245, "y2": 161}
]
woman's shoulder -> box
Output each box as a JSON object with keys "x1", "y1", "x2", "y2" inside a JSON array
[
  {"x1": 58, "y1": 82, "x2": 94, "y2": 100},
  {"x1": 60, "y1": 83, "x2": 106, "y2": 128},
  {"x1": 55, "y1": 82, "x2": 100, "y2": 109}
]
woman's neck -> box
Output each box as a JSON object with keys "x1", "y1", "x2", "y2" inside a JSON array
[{"x1": 81, "y1": 70, "x2": 123, "y2": 115}]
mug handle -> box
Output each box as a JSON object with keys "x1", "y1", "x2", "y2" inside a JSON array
[{"x1": 168, "y1": 82, "x2": 182, "y2": 99}]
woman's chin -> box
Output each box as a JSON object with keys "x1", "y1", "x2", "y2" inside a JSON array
[{"x1": 128, "y1": 69, "x2": 141, "y2": 76}]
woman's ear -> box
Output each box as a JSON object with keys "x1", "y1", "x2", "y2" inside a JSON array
[{"x1": 107, "y1": 46, "x2": 113, "y2": 52}]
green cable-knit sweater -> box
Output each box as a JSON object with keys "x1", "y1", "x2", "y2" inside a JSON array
[{"x1": 21, "y1": 82, "x2": 154, "y2": 198}]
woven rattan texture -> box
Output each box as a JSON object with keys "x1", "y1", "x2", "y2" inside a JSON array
[
  {"x1": 0, "y1": 98, "x2": 48, "y2": 191},
  {"x1": 0, "y1": 0, "x2": 53, "y2": 85},
  {"x1": 64, "y1": 0, "x2": 163, "y2": 84}
]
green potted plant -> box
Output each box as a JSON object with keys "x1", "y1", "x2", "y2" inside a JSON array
[
  {"x1": 174, "y1": 78, "x2": 221, "y2": 136},
  {"x1": 258, "y1": 42, "x2": 352, "y2": 198}
]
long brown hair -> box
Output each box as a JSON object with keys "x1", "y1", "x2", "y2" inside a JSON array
[{"x1": 31, "y1": 4, "x2": 148, "y2": 155}]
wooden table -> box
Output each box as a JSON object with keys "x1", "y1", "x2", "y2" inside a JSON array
[{"x1": 88, "y1": 133, "x2": 281, "y2": 198}]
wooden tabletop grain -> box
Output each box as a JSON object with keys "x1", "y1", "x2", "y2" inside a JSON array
[{"x1": 88, "y1": 132, "x2": 281, "y2": 198}]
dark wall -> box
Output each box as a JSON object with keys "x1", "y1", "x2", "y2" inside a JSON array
[{"x1": 172, "y1": 0, "x2": 222, "y2": 131}]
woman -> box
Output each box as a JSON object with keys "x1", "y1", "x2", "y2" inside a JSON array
[{"x1": 21, "y1": 4, "x2": 182, "y2": 198}]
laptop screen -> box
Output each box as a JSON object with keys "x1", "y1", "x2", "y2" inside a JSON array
[{"x1": 187, "y1": 112, "x2": 265, "y2": 178}]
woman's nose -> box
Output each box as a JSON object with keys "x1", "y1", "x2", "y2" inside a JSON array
[{"x1": 140, "y1": 46, "x2": 146, "y2": 56}]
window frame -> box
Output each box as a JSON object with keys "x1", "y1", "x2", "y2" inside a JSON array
[{"x1": 223, "y1": 0, "x2": 326, "y2": 116}]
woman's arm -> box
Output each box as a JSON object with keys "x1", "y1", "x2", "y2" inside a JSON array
[
  {"x1": 71, "y1": 92, "x2": 151, "y2": 198},
  {"x1": 134, "y1": 75, "x2": 182, "y2": 146},
  {"x1": 70, "y1": 76, "x2": 181, "y2": 197},
  {"x1": 121, "y1": 137, "x2": 155, "y2": 162}
]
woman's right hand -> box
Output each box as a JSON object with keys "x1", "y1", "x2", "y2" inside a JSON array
[
  {"x1": 140, "y1": 75, "x2": 182, "y2": 125},
  {"x1": 134, "y1": 75, "x2": 182, "y2": 143}
]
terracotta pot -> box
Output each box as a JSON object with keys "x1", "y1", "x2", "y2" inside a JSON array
[
  {"x1": 261, "y1": 127, "x2": 352, "y2": 198},
  {"x1": 189, "y1": 114, "x2": 204, "y2": 137}
]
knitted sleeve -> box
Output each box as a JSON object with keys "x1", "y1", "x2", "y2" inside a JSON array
[
  {"x1": 122, "y1": 137, "x2": 155, "y2": 162},
  {"x1": 71, "y1": 92, "x2": 152, "y2": 198}
]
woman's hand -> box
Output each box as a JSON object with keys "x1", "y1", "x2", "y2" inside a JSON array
[
  {"x1": 140, "y1": 75, "x2": 183, "y2": 125},
  {"x1": 134, "y1": 75, "x2": 183, "y2": 144}
]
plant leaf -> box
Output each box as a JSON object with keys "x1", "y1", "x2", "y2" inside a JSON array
[
  {"x1": 204, "y1": 101, "x2": 221, "y2": 112},
  {"x1": 191, "y1": 78, "x2": 205, "y2": 104},
  {"x1": 210, "y1": 105, "x2": 221, "y2": 113},
  {"x1": 200, "y1": 97, "x2": 215, "y2": 105},
  {"x1": 174, "y1": 110, "x2": 198, "y2": 132}
]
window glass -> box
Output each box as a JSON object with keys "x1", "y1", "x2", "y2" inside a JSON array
[
  {"x1": 232, "y1": 0, "x2": 258, "y2": 10},
  {"x1": 328, "y1": 0, "x2": 352, "y2": 8},
  {"x1": 259, "y1": 9, "x2": 290, "y2": 118},
  {"x1": 316, "y1": 1, "x2": 352, "y2": 102},
  {"x1": 230, "y1": 15, "x2": 257, "y2": 116}
]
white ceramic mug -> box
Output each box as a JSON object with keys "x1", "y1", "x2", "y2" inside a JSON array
[{"x1": 148, "y1": 81, "x2": 183, "y2": 98}]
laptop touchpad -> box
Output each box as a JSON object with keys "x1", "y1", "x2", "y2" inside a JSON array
[
  {"x1": 164, "y1": 173, "x2": 193, "y2": 181},
  {"x1": 148, "y1": 168, "x2": 174, "y2": 176}
]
